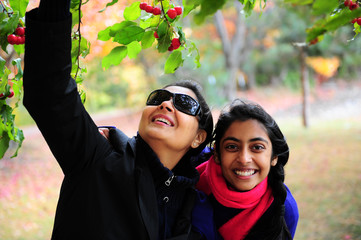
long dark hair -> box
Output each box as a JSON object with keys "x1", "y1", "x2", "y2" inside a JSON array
[
  {"x1": 212, "y1": 99, "x2": 292, "y2": 240},
  {"x1": 164, "y1": 80, "x2": 214, "y2": 157}
]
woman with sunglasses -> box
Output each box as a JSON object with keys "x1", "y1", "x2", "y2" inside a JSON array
[
  {"x1": 191, "y1": 99, "x2": 299, "y2": 240},
  {"x1": 23, "y1": 1, "x2": 213, "y2": 240}
]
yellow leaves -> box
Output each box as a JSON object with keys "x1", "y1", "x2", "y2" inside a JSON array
[{"x1": 306, "y1": 56, "x2": 340, "y2": 78}]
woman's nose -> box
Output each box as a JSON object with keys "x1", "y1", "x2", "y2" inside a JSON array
[
  {"x1": 237, "y1": 150, "x2": 252, "y2": 164},
  {"x1": 158, "y1": 99, "x2": 174, "y2": 112}
]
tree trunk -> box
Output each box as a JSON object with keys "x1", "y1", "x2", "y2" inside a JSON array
[
  {"x1": 214, "y1": 1, "x2": 246, "y2": 101},
  {"x1": 300, "y1": 47, "x2": 310, "y2": 128}
]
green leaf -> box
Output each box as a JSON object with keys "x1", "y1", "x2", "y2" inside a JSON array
[
  {"x1": 13, "y1": 44, "x2": 24, "y2": 55},
  {"x1": 10, "y1": 128, "x2": 24, "y2": 158},
  {"x1": 97, "y1": 27, "x2": 112, "y2": 41},
  {"x1": 312, "y1": 0, "x2": 338, "y2": 16},
  {"x1": 124, "y1": 2, "x2": 141, "y2": 21},
  {"x1": 183, "y1": 0, "x2": 201, "y2": 17},
  {"x1": 306, "y1": 7, "x2": 361, "y2": 42},
  {"x1": 283, "y1": 0, "x2": 313, "y2": 4},
  {"x1": 127, "y1": 41, "x2": 142, "y2": 59},
  {"x1": 157, "y1": 21, "x2": 172, "y2": 53},
  {"x1": 141, "y1": 31, "x2": 156, "y2": 49},
  {"x1": 0, "y1": 131, "x2": 10, "y2": 159},
  {"x1": 99, "y1": 0, "x2": 119, "y2": 13},
  {"x1": 11, "y1": 58, "x2": 23, "y2": 81},
  {"x1": 242, "y1": 0, "x2": 257, "y2": 17},
  {"x1": 164, "y1": 51, "x2": 183, "y2": 74},
  {"x1": 0, "y1": 11, "x2": 19, "y2": 34},
  {"x1": 113, "y1": 25, "x2": 145, "y2": 45},
  {"x1": 188, "y1": 42, "x2": 201, "y2": 68},
  {"x1": 109, "y1": 21, "x2": 137, "y2": 37},
  {"x1": 0, "y1": 56, "x2": 5, "y2": 77},
  {"x1": 177, "y1": 27, "x2": 186, "y2": 44},
  {"x1": 9, "y1": 0, "x2": 29, "y2": 18},
  {"x1": 98, "y1": 21, "x2": 138, "y2": 41},
  {"x1": 325, "y1": 8, "x2": 361, "y2": 31},
  {"x1": 102, "y1": 46, "x2": 128, "y2": 69},
  {"x1": 194, "y1": 0, "x2": 227, "y2": 24}
]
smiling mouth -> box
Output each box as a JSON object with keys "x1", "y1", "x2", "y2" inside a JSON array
[
  {"x1": 153, "y1": 117, "x2": 173, "y2": 126},
  {"x1": 234, "y1": 169, "x2": 256, "y2": 177}
]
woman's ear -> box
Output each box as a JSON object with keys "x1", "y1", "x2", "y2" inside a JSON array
[
  {"x1": 271, "y1": 156, "x2": 278, "y2": 166},
  {"x1": 191, "y1": 129, "x2": 207, "y2": 149}
]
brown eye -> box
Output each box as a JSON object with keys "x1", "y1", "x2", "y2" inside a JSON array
[
  {"x1": 225, "y1": 144, "x2": 238, "y2": 152},
  {"x1": 252, "y1": 144, "x2": 265, "y2": 151}
]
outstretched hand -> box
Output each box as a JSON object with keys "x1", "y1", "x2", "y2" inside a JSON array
[{"x1": 99, "y1": 128, "x2": 110, "y2": 140}]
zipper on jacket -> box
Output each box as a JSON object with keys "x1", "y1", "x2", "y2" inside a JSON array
[{"x1": 165, "y1": 174, "x2": 175, "y2": 186}]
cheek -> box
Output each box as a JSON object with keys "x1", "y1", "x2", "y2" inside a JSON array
[
  {"x1": 138, "y1": 108, "x2": 152, "y2": 130},
  {"x1": 178, "y1": 113, "x2": 199, "y2": 131}
]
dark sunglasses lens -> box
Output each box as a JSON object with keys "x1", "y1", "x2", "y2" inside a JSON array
[
  {"x1": 174, "y1": 94, "x2": 199, "y2": 116},
  {"x1": 146, "y1": 90, "x2": 171, "y2": 105}
]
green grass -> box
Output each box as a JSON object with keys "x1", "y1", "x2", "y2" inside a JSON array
[
  {"x1": 280, "y1": 116, "x2": 361, "y2": 240},
  {"x1": 1, "y1": 116, "x2": 361, "y2": 239}
]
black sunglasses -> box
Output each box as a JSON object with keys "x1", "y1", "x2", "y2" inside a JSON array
[{"x1": 146, "y1": 89, "x2": 201, "y2": 117}]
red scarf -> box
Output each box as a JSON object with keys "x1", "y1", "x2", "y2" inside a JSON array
[{"x1": 196, "y1": 156, "x2": 274, "y2": 240}]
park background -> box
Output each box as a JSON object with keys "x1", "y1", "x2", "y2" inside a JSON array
[{"x1": 1, "y1": 0, "x2": 361, "y2": 239}]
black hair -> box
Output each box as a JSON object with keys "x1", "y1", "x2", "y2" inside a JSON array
[
  {"x1": 163, "y1": 80, "x2": 214, "y2": 157},
  {"x1": 212, "y1": 98, "x2": 293, "y2": 240}
]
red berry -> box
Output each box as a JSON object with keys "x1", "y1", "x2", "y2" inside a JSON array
[
  {"x1": 168, "y1": 45, "x2": 174, "y2": 51},
  {"x1": 154, "y1": 31, "x2": 159, "y2": 38},
  {"x1": 7, "y1": 34, "x2": 17, "y2": 45},
  {"x1": 19, "y1": 35, "x2": 25, "y2": 44},
  {"x1": 344, "y1": 0, "x2": 351, "y2": 6},
  {"x1": 145, "y1": 5, "x2": 153, "y2": 13},
  {"x1": 0, "y1": 93, "x2": 5, "y2": 99},
  {"x1": 152, "y1": 7, "x2": 161, "y2": 15},
  {"x1": 171, "y1": 38, "x2": 181, "y2": 49},
  {"x1": 174, "y1": 6, "x2": 183, "y2": 15},
  {"x1": 15, "y1": 27, "x2": 25, "y2": 36},
  {"x1": 309, "y1": 38, "x2": 318, "y2": 45},
  {"x1": 357, "y1": 17, "x2": 361, "y2": 25},
  {"x1": 14, "y1": 36, "x2": 22, "y2": 45},
  {"x1": 349, "y1": 2, "x2": 358, "y2": 10},
  {"x1": 167, "y1": 8, "x2": 177, "y2": 19},
  {"x1": 7, "y1": 90, "x2": 14, "y2": 98},
  {"x1": 140, "y1": 2, "x2": 147, "y2": 10}
]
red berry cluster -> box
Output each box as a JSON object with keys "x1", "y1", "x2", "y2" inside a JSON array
[
  {"x1": 168, "y1": 38, "x2": 181, "y2": 51},
  {"x1": 139, "y1": 2, "x2": 182, "y2": 19},
  {"x1": 345, "y1": 0, "x2": 361, "y2": 25},
  {"x1": 139, "y1": 2, "x2": 162, "y2": 15},
  {"x1": 344, "y1": 0, "x2": 359, "y2": 10},
  {"x1": 0, "y1": 90, "x2": 14, "y2": 100},
  {"x1": 7, "y1": 27, "x2": 25, "y2": 45},
  {"x1": 167, "y1": 7, "x2": 182, "y2": 19}
]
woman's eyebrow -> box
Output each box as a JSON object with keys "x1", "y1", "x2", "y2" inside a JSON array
[
  {"x1": 249, "y1": 137, "x2": 269, "y2": 145},
  {"x1": 223, "y1": 136, "x2": 269, "y2": 145}
]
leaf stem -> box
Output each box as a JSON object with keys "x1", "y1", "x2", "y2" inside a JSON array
[{"x1": 74, "y1": 0, "x2": 83, "y2": 81}]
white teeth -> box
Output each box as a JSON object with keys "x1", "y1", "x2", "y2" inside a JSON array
[
  {"x1": 155, "y1": 118, "x2": 171, "y2": 126},
  {"x1": 234, "y1": 170, "x2": 255, "y2": 176}
]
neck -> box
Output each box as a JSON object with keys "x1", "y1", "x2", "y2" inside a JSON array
[{"x1": 147, "y1": 140, "x2": 189, "y2": 170}]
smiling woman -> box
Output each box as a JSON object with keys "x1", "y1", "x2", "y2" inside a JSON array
[
  {"x1": 192, "y1": 99, "x2": 299, "y2": 240},
  {"x1": 22, "y1": 0, "x2": 215, "y2": 239}
]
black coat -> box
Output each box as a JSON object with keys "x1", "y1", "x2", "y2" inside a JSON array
[{"x1": 23, "y1": 9, "x2": 198, "y2": 240}]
